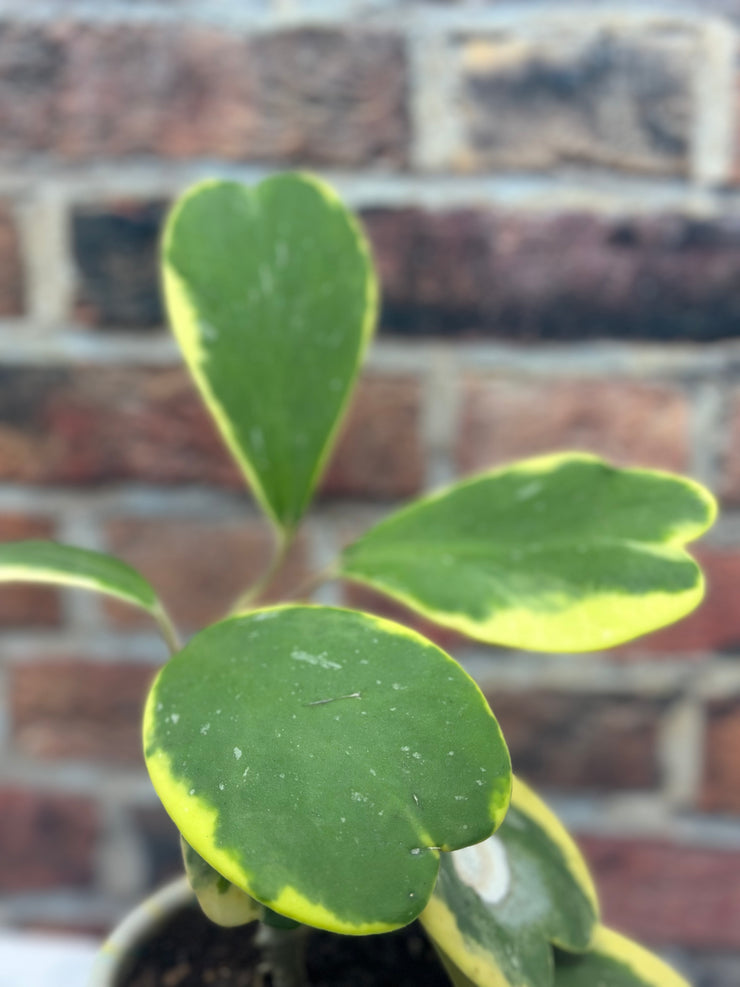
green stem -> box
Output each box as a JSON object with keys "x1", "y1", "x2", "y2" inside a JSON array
[
  {"x1": 283, "y1": 563, "x2": 339, "y2": 603},
  {"x1": 153, "y1": 604, "x2": 182, "y2": 655},
  {"x1": 255, "y1": 919, "x2": 309, "y2": 987},
  {"x1": 229, "y1": 529, "x2": 293, "y2": 616}
]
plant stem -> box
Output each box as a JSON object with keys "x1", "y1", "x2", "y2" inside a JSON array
[
  {"x1": 153, "y1": 605, "x2": 182, "y2": 655},
  {"x1": 229, "y1": 530, "x2": 293, "y2": 616},
  {"x1": 255, "y1": 920, "x2": 310, "y2": 987},
  {"x1": 283, "y1": 563, "x2": 339, "y2": 603}
]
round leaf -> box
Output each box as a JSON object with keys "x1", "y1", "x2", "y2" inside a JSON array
[
  {"x1": 421, "y1": 778, "x2": 599, "y2": 987},
  {"x1": 143, "y1": 606, "x2": 511, "y2": 934},
  {"x1": 162, "y1": 174, "x2": 378, "y2": 531},
  {"x1": 554, "y1": 926, "x2": 690, "y2": 987},
  {"x1": 340, "y1": 453, "x2": 716, "y2": 652}
]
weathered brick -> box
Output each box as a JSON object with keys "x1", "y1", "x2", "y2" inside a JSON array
[
  {"x1": 104, "y1": 518, "x2": 310, "y2": 631},
  {"x1": 0, "y1": 787, "x2": 98, "y2": 891},
  {"x1": 363, "y1": 208, "x2": 740, "y2": 341},
  {"x1": 0, "y1": 515, "x2": 60, "y2": 627},
  {"x1": 10, "y1": 659, "x2": 156, "y2": 763},
  {"x1": 450, "y1": 26, "x2": 693, "y2": 175},
  {"x1": 0, "y1": 201, "x2": 24, "y2": 315},
  {"x1": 457, "y1": 375, "x2": 688, "y2": 474},
  {"x1": 72, "y1": 200, "x2": 167, "y2": 329},
  {"x1": 579, "y1": 836, "x2": 740, "y2": 949},
  {"x1": 486, "y1": 692, "x2": 664, "y2": 791},
  {"x1": 620, "y1": 548, "x2": 740, "y2": 656},
  {"x1": 702, "y1": 698, "x2": 740, "y2": 813},
  {"x1": 0, "y1": 367, "x2": 421, "y2": 498},
  {"x1": 0, "y1": 25, "x2": 408, "y2": 165},
  {"x1": 322, "y1": 375, "x2": 424, "y2": 499}
]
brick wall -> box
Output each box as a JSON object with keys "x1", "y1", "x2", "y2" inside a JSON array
[{"x1": 1, "y1": 1, "x2": 740, "y2": 983}]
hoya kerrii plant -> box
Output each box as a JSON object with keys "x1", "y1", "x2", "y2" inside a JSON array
[{"x1": 0, "y1": 174, "x2": 715, "y2": 987}]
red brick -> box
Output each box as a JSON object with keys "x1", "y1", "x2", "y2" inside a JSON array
[
  {"x1": 10, "y1": 659, "x2": 156, "y2": 763},
  {"x1": 0, "y1": 515, "x2": 60, "y2": 627},
  {"x1": 579, "y1": 836, "x2": 740, "y2": 949},
  {"x1": 720, "y1": 391, "x2": 740, "y2": 505},
  {"x1": 0, "y1": 25, "x2": 408, "y2": 166},
  {"x1": 0, "y1": 201, "x2": 23, "y2": 315},
  {"x1": 0, "y1": 366, "x2": 240, "y2": 486},
  {"x1": 619, "y1": 547, "x2": 740, "y2": 656},
  {"x1": 104, "y1": 518, "x2": 310, "y2": 632},
  {"x1": 362, "y1": 208, "x2": 740, "y2": 341},
  {"x1": 0, "y1": 787, "x2": 98, "y2": 891},
  {"x1": 322, "y1": 375, "x2": 424, "y2": 499},
  {"x1": 487, "y1": 692, "x2": 664, "y2": 791},
  {"x1": 457, "y1": 375, "x2": 688, "y2": 474},
  {"x1": 0, "y1": 367, "x2": 421, "y2": 500},
  {"x1": 702, "y1": 698, "x2": 740, "y2": 813}
]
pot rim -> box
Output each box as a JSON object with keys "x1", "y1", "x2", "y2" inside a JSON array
[{"x1": 87, "y1": 875, "x2": 194, "y2": 987}]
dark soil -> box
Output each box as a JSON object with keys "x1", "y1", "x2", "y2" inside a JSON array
[{"x1": 119, "y1": 902, "x2": 451, "y2": 987}]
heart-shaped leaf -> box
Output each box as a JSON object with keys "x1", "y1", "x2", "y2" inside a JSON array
[
  {"x1": 143, "y1": 606, "x2": 511, "y2": 934},
  {"x1": 162, "y1": 174, "x2": 377, "y2": 532},
  {"x1": 340, "y1": 453, "x2": 716, "y2": 652},
  {"x1": 554, "y1": 926, "x2": 690, "y2": 987},
  {"x1": 421, "y1": 777, "x2": 599, "y2": 987}
]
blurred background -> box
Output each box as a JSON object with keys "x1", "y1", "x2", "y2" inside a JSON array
[{"x1": 0, "y1": 0, "x2": 739, "y2": 983}]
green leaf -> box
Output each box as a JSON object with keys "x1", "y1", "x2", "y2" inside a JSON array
[
  {"x1": 162, "y1": 174, "x2": 378, "y2": 532},
  {"x1": 0, "y1": 540, "x2": 160, "y2": 615},
  {"x1": 340, "y1": 453, "x2": 716, "y2": 652},
  {"x1": 554, "y1": 926, "x2": 690, "y2": 987},
  {"x1": 421, "y1": 777, "x2": 599, "y2": 987},
  {"x1": 143, "y1": 605, "x2": 511, "y2": 934},
  {"x1": 181, "y1": 836, "x2": 260, "y2": 928}
]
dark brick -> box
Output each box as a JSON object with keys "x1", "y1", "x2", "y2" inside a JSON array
[
  {"x1": 72, "y1": 200, "x2": 167, "y2": 329},
  {"x1": 579, "y1": 837, "x2": 740, "y2": 949},
  {"x1": 363, "y1": 208, "x2": 740, "y2": 341},
  {"x1": 0, "y1": 787, "x2": 98, "y2": 891},
  {"x1": 11, "y1": 659, "x2": 157, "y2": 763},
  {"x1": 486, "y1": 691, "x2": 665, "y2": 790}
]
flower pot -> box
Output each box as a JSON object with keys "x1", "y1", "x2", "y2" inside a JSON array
[{"x1": 88, "y1": 875, "x2": 451, "y2": 987}]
